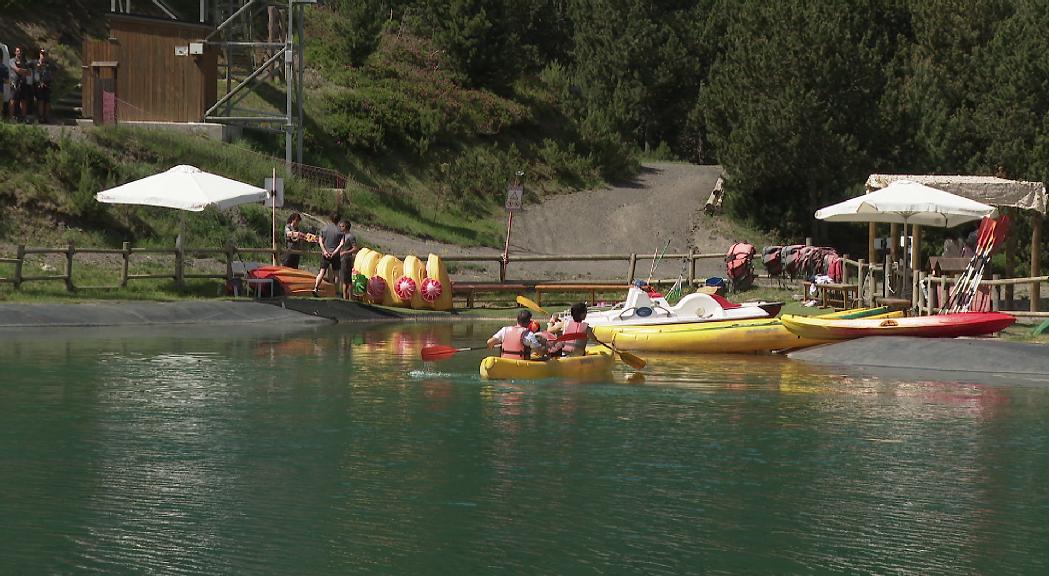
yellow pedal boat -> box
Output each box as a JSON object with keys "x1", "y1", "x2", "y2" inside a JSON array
[{"x1": 592, "y1": 307, "x2": 902, "y2": 354}]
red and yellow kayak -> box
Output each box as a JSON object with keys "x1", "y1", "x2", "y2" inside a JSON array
[{"x1": 779, "y1": 311, "x2": 1016, "y2": 340}]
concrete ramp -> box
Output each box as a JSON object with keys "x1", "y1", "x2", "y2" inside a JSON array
[
  {"x1": 789, "y1": 336, "x2": 1049, "y2": 378},
  {"x1": 0, "y1": 301, "x2": 331, "y2": 328}
]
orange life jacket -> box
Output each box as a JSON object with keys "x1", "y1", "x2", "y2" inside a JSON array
[
  {"x1": 560, "y1": 320, "x2": 589, "y2": 355},
  {"x1": 500, "y1": 325, "x2": 530, "y2": 359}
]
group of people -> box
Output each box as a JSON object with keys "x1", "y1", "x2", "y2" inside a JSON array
[
  {"x1": 282, "y1": 212, "x2": 359, "y2": 299},
  {"x1": 3, "y1": 46, "x2": 53, "y2": 124},
  {"x1": 487, "y1": 303, "x2": 595, "y2": 360}
]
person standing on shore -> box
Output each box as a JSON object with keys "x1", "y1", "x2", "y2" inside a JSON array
[
  {"x1": 337, "y1": 219, "x2": 358, "y2": 300},
  {"x1": 8, "y1": 46, "x2": 31, "y2": 122},
  {"x1": 312, "y1": 213, "x2": 344, "y2": 297},
  {"x1": 282, "y1": 212, "x2": 305, "y2": 269},
  {"x1": 33, "y1": 48, "x2": 52, "y2": 124}
]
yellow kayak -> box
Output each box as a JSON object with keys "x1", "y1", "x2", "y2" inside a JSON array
[
  {"x1": 592, "y1": 307, "x2": 902, "y2": 354},
  {"x1": 480, "y1": 348, "x2": 614, "y2": 380}
]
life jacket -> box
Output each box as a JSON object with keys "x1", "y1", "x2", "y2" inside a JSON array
[
  {"x1": 500, "y1": 325, "x2": 530, "y2": 359},
  {"x1": 762, "y1": 245, "x2": 783, "y2": 277},
  {"x1": 560, "y1": 320, "x2": 589, "y2": 355},
  {"x1": 725, "y1": 242, "x2": 756, "y2": 289},
  {"x1": 780, "y1": 244, "x2": 806, "y2": 278}
]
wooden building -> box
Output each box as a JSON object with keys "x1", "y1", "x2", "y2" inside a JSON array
[{"x1": 83, "y1": 14, "x2": 218, "y2": 123}]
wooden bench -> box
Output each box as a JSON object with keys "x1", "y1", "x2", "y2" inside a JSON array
[
  {"x1": 801, "y1": 281, "x2": 859, "y2": 310},
  {"x1": 534, "y1": 283, "x2": 628, "y2": 307},
  {"x1": 452, "y1": 282, "x2": 529, "y2": 308}
]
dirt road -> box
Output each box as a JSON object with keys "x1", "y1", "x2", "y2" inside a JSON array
[{"x1": 356, "y1": 162, "x2": 746, "y2": 283}]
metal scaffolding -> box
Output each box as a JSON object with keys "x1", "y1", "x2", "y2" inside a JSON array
[{"x1": 202, "y1": 0, "x2": 312, "y2": 171}]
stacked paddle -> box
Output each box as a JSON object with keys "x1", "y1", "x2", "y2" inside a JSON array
[
  {"x1": 944, "y1": 215, "x2": 1010, "y2": 313},
  {"x1": 514, "y1": 296, "x2": 647, "y2": 370},
  {"x1": 421, "y1": 331, "x2": 588, "y2": 361}
]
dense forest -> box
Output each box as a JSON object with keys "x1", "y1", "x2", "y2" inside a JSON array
[
  {"x1": 3, "y1": 0, "x2": 1048, "y2": 262},
  {"x1": 303, "y1": 0, "x2": 1049, "y2": 246}
]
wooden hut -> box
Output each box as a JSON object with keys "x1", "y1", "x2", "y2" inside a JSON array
[
  {"x1": 864, "y1": 174, "x2": 1048, "y2": 312},
  {"x1": 83, "y1": 14, "x2": 218, "y2": 123}
]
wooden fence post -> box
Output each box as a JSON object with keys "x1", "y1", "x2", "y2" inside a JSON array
[
  {"x1": 992, "y1": 274, "x2": 1001, "y2": 311},
  {"x1": 175, "y1": 236, "x2": 185, "y2": 290},
  {"x1": 121, "y1": 242, "x2": 130, "y2": 288},
  {"x1": 627, "y1": 253, "x2": 637, "y2": 283},
  {"x1": 687, "y1": 249, "x2": 695, "y2": 288},
  {"x1": 14, "y1": 244, "x2": 24, "y2": 289},
  {"x1": 65, "y1": 242, "x2": 75, "y2": 292},
  {"x1": 928, "y1": 273, "x2": 939, "y2": 313},
  {"x1": 226, "y1": 243, "x2": 236, "y2": 287},
  {"x1": 1032, "y1": 213, "x2": 1042, "y2": 312},
  {"x1": 857, "y1": 259, "x2": 866, "y2": 305}
]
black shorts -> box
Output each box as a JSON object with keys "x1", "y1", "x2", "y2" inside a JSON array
[
  {"x1": 281, "y1": 252, "x2": 300, "y2": 269},
  {"x1": 35, "y1": 84, "x2": 50, "y2": 103},
  {"x1": 320, "y1": 255, "x2": 340, "y2": 272},
  {"x1": 12, "y1": 82, "x2": 31, "y2": 102},
  {"x1": 340, "y1": 257, "x2": 355, "y2": 283}
]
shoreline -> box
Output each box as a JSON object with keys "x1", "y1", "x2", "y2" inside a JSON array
[{"x1": 0, "y1": 298, "x2": 514, "y2": 329}]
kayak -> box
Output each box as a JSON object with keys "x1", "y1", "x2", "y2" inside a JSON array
[
  {"x1": 779, "y1": 311, "x2": 1016, "y2": 340},
  {"x1": 592, "y1": 307, "x2": 901, "y2": 354},
  {"x1": 480, "y1": 348, "x2": 614, "y2": 380},
  {"x1": 582, "y1": 286, "x2": 780, "y2": 328}
]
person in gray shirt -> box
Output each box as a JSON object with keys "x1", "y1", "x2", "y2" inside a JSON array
[{"x1": 312, "y1": 213, "x2": 344, "y2": 296}]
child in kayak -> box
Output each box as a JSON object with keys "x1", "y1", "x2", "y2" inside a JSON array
[{"x1": 487, "y1": 310, "x2": 547, "y2": 360}]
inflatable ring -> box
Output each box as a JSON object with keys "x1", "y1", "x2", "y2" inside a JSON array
[
  {"x1": 394, "y1": 276, "x2": 417, "y2": 300},
  {"x1": 367, "y1": 275, "x2": 387, "y2": 300},
  {"x1": 420, "y1": 278, "x2": 442, "y2": 302}
]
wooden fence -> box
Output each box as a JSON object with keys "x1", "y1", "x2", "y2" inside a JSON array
[{"x1": 0, "y1": 241, "x2": 278, "y2": 291}]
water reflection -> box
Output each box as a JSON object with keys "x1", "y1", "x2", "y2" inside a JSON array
[{"x1": 1, "y1": 322, "x2": 1048, "y2": 574}]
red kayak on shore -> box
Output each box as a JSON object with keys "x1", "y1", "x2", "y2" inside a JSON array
[{"x1": 780, "y1": 312, "x2": 1016, "y2": 340}]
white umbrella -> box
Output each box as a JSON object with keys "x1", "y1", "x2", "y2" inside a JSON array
[
  {"x1": 816, "y1": 180, "x2": 997, "y2": 302},
  {"x1": 95, "y1": 165, "x2": 268, "y2": 212},
  {"x1": 815, "y1": 179, "x2": 996, "y2": 227}
]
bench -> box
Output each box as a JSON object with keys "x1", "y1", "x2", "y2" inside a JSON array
[
  {"x1": 534, "y1": 283, "x2": 628, "y2": 307},
  {"x1": 801, "y1": 281, "x2": 859, "y2": 310},
  {"x1": 452, "y1": 282, "x2": 529, "y2": 308}
]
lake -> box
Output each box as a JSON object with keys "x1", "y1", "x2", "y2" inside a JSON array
[{"x1": 1, "y1": 321, "x2": 1047, "y2": 574}]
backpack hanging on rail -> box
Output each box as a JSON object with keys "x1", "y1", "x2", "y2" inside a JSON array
[{"x1": 725, "y1": 241, "x2": 756, "y2": 291}]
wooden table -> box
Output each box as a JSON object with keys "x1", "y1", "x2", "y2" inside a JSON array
[{"x1": 802, "y1": 281, "x2": 859, "y2": 310}]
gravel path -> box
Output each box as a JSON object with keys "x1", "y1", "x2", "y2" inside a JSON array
[{"x1": 356, "y1": 163, "x2": 738, "y2": 283}]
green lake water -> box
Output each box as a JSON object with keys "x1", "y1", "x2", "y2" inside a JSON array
[{"x1": 2, "y1": 321, "x2": 1048, "y2": 575}]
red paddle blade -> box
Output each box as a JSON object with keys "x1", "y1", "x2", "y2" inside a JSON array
[
  {"x1": 421, "y1": 345, "x2": 458, "y2": 361},
  {"x1": 990, "y1": 215, "x2": 1010, "y2": 251}
]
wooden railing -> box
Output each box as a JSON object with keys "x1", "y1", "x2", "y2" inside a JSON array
[
  {"x1": 918, "y1": 273, "x2": 1047, "y2": 317},
  {"x1": 0, "y1": 241, "x2": 282, "y2": 291},
  {"x1": 444, "y1": 251, "x2": 725, "y2": 284}
]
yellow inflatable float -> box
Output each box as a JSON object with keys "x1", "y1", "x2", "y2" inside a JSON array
[
  {"x1": 423, "y1": 253, "x2": 453, "y2": 311},
  {"x1": 375, "y1": 254, "x2": 405, "y2": 307}
]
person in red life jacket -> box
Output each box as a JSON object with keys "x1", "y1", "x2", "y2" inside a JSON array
[
  {"x1": 548, "y1": 302, "x2": 595, "y2": 357},
  {"x1": 486, "y1": 310, "x2": 547, "y2": 359}
]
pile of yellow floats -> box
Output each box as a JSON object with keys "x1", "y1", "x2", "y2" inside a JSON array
[{"x1": 351, "y1": 248, "x2": 453, "y2": 311}]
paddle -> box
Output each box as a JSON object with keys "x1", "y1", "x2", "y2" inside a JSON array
[
  {"x1": 946, "y1": 216, "x2": 1009, "y2": 313},
  {"x1": 514, "y1": 295, "x2": 647, "y2": 370},
  {"x1": 421, "y1": 331, "x2": 588, "y2": 361}
]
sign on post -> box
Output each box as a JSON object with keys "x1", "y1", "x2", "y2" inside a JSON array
[
  {"x1": 505, "y1": 184, "x2": 523, "y2": 212},
  {"x1": 265, "y1": 177, "x2": 285, "y2": 208}
]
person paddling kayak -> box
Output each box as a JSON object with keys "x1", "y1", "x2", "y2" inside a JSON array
[
  {"x1": 487, "y1": 310, "x2": 547, "y2": 359},
  {"x1": 549, "y1": 302, "x2": 595, "y2": 357}
]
